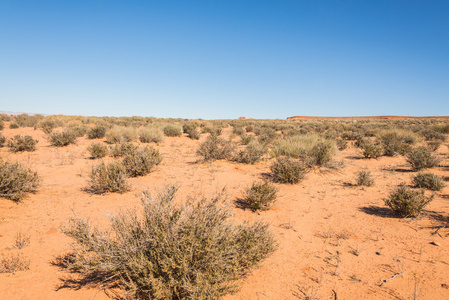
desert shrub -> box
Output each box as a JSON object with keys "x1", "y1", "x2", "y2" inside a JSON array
[
  {"x1": 355, "y1": 170, "x2": 374, "y2": 187},
  {"x1": 412, "y1": 172, "x2": 445, "y2": 191},
  {"x1": 359, "y1": 139, "x2": 383, "y2": 159},
  {"x1": 336, "y1": 139, "x2": 347, "y2": 150},
  {"x1": 87, "y1": 143, "x2": 108, "y2": 159},
  {"x1": 270, "y1": 157, "x2": 308, "y2": 184},
  {"x1": 139, "y1": 127, "x2": 164, "y2": 143},
  {"x1": 62, "y1": 185, "x2": 276, "y2": 299},
  {"x1": 87, "y1": 161, "x2": 129, "y2": 194},
  {"x1": 240, "y1": 133, "x2": 255, "y2": 145},
  {"x1": 243, "y1": 181, "x2": 278, "y2": 211},
  {"x1": 427, "y1": 140, "x2": 442, "y2": 151},
  {"x1": 87, "y1": 125, "x2": 107, "y2": 139},
  {"x1": 197, "y1": 135, "x2": 235, "y2": 161},
  {"x1": 433, "y1": 124, "x2": 449, "y2": 134},
  {"x1": 378, "y1": 129, "x2": 417, "y2": 156},
  {"x1": 0, "y1": 161, "x2": 39, "y2": 201},
  {"x1": 37, "y1": 118, "x2": 65, "y2": 134},
  {"x1": 13, "y1": 113, "x2": 43, "y2": 128},
  {"x1": 106, "y1": 126, "x2": 138, "y2": 144},
  {"x1": 235, "y1": 140, "x2": 266, "y2": 164},
  {"x1": 258, "y1": 127, "x2": 278, "y2": 145},
  {"x1": 384, "y1": 184, "x2": 433, "y2": 217},
  {"x1": 48, "y1": 129, "x2": 77, "y2": 147},
  {"x1": 0, "y1": 120, "x2": 4, "y2": 130},
  {"x1": 406, "y1": 146, "x2": 439, "y2": 171},
  {"x1": 182, "y1": 124, "x2": 200, "y2": 140},
  {"x1": 67, "y1": 124, "x2": 88, "y2": 137},
  {"x1": 202, "y1": 126, "x2": 222, "y2": 136},
  {"x1": 110, "y1": 142, "x2": 138, "y2": 157},
  {"x1": 122, "y1": 146, "x2": 162, "y2": 177},
  {"x1": 420, "y1": 128, "x2": 446, "y2": 142},
  {"x1": 9, "y1": 123, "x2": 19, "y2": 129},
  {"x1": 232, "y1": 126, "x2": 245, "y2": 136},
  {"x1": 163, "y1": 124, "x2": 183, "y2": 137},
  {"x1": 7, "y1": 135, "x2": 38, "y2": 152},
  {"x1": 0, "y1": 133, "x2": 6, "y2": 147},
  {"x1": 310, "y1": 140, "x2": 336, "y2": 166},
  {"x1": 0, "y1": 253, "x2": 30, "y2": 274}
]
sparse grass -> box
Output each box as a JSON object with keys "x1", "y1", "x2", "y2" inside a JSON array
[
  {"x1": 0, "y1": 253, "x2": 30, "y2": 274},
  {"x1": 87, "y1": 161, "x2": 129, "y2": 194},
  {"x1": 355, "y1": 170, "x2": 374, "y2": 187},
  {"x1": 243, "y1": 181, "x2": 278, "y2": 211},
  {"x1": 7, "y1": 135, "x2": 38, "y2": 152},
  {"x1": 0, "y1": 161, "x2": 39, "y2": 201},
  {"x1": 139, "y1": 127, "x2": 164, "y2": 143},
  {"x1": 406, "y1": 146, "x2": 439, "y2": 171},
  {"x1": 122, "y1": 146, "x2": 162, "y2": 177},
  {"x1": 87, "y1": 142, "x2": 108, "y2": 159},
  {"x1": 14, "y1": 230, "x2": 31, "y2": 249},
  {"x1": 384, "y1": 184, "x2": 433, "y2": 217},
  {"x1": 62, "y1": 185, "x2": 276, "y2": 299},
  {"x1": 197, "y1": 135, "x2": 236, "y2": 161},
  {"x1": 412, "y1": 172, "x2": 445, "y2": 191},
  {"x1": 270, "y1": 157, "x2": 308, "y2": 184},
  {"x1": 48, "y1": 129, "x2": 77, "y2": 147}
]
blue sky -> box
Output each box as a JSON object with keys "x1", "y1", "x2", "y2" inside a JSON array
[{"x1": 1, "y1": 1, "x2": 448, "y2": 119}]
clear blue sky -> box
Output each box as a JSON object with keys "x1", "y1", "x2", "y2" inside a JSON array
[{"x1": 1, "y1": 1, "x2": 448, "y2": 119}]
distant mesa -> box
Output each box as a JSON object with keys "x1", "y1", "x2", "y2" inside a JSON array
[
  {"x1": 238, "y1": 116, "x2": 246, "y2": 120},
  {"x1": 287, "y1": 115, "x2": 449, "y2": 120}
]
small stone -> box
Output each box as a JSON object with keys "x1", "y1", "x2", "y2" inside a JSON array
[
  {"x1": 431, "y1": 241, "x2": 441, "y2": 246},
  {"x1": 375, "y1": 251, "x2": 381, "y2": 255}
]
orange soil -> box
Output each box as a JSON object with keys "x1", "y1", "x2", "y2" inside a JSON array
[{"x1": 1, "y1": 125, "x2": 449, "y2": 300}]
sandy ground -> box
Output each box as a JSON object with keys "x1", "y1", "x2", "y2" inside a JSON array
[{"x1": 1, "y1": 124, "x2": 448, "y2": 300}]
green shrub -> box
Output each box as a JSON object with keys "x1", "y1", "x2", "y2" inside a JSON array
[
  {"x1": 384, "y1": 184, "x2": 433, "y2": 217},
  {"x1": 37, "y1": 118, "x2": 65, "y2": 134},
  {"x1": 186, "y1": 128, "x2": 201, "y2": 140},
  {"x1": 310, "y1": 140, "x2": 336, "y2": 166},
  {"x1": 122, "y1": 146, "x2": 162, "y2": 177},
  {"x1": 87, "y1": 161, "x2": 129, "y2": 194},
  {"x1": 67, "y1": 124, "x2": 88, "y2": 137},
  {"x1": 235, "y1": 140, "x2": 266, "y2": 164},
  {"x1": 48, "y1": 130, "x2": 77, "y2": 147},
  {"x1": 62, "y1": 185, "x2": 276, "y2": 299},
  {"x1": 110, "y1": 142, "x2": 138, "y2": 157},
  {"x1": 87, "y1": 125, "x2": 107, "y2": 139},
  {"x1": 197, "y1": 135, "x2": 235, "y2": 161},
  {"x1": 0, "y1": 161, "x2": 39, "y2": 201},
  {"x1": 139, "y1": 127, "x2": 164, "y2": 143},
  {"x1": 106, "y1": 126, "x2": 138, "y2": 144},
  {"x1": 87, "y1": 143, "x2": 108, "y2": 159},
  {"x1": 378, "y1": 129, "x2": 417, "y2": 156},
  {"x1": 7, "y1": 135, "x2": 38, "y2": 152},
  {"x1": 163, "y1": 124, "x2": 183, "y2": 137},
  {"x1": 412, "y1": 172, "x2": 445, "y2": 191},
  {"x1": 355, "y1": 170, "x2": 374, "y2": 187},
  {"x1": 406, "y1": 146, "x2": 439, "y2": 171},
  {"x1": 243, "y1": 181, "x2": 278, "y2": 211},
  {"x1": 270, "y1": 157, "x2": 308, "y2": 184},
  {"x1": 9, "y1": 123, "x2": 19, "y2": 129}
]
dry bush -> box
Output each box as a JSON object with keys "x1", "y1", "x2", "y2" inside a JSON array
[
  {"x1": 412, "y1": 172, "x2": 445, "y2": 191},
  {"x1": 48, "y1": 129, "x2": 77, "y2": 147},
  {"x1": 9, "y1": 123, "x2": 19, "y2": 129},
  {"x1": 62, "y1": 185, "x2": 276, "y2": 299},
  {"x1": 378, "y1": 129, "x2": 418, "y2": 156},
  {"x1": 235, "y1": 140, "x2": 266, "y2": 164},
  {"x1": 384, "y1": 184, "x2": 433, "y2": 217},
  {"x1": 163, "y1": 124, "x2": 183, "y2": 137},
  {"x1": 67, "y1": 124, "x2": 88, "y2": 138},
  {"x1": 355, "y1": 170, "x2": 374, "y2": 187},
  {"x1": 186, "y1": 128, "x2": 201, "y2": 140},
  {"x1": 0, "y1": 120, "x2": 4, "y2": 130},
  {"x1": 139, "y1": 127, "x2": 164, "y2": 143},
  {"x1": 106, "y1": 126, "x2": 138, "y2": 144},
  {"x1": 14, "y1": 230, "x2": 31, "y2": 249},
  {"x1": 7, "y1": 135, "x2": 38, "y2": 152},
  {"x1": 87, "y1": 125, "x2": 107, "y2": 139},
  {"x1": 406, "y1": 146, "x2": 439, "y2": 171},
  {"x1": 270, "y1": 157, "x2": 308, "y2": 184},
  {"x1": 37, "y1": 117, "x2": 65, "y2": 134},
  {"x1": 197, "y1": 135, "x2": 235, "y2": 161},
  {"x1": 122, "y1": 146, "x2": 162, "y2": 177},
  {"x1": 0, "y1": 253, "x2": 30, "y2": 274},
  {"x1": 243, "y1": 181, "x2": 278, "y2": 211},
  {"x1": 358, "y1": 139, "x2": 383, "y2": 159},
  {"x1": 0, "y1": 161, "x2": 39, "y2": 201},
  {"x1": 336, "y1": 139, "x2": 347, "y2": 150},
  {"x1": 0, "y1": 133, "x2": 6, "y2": 147},
  {"x1": 87, "y1": 143, "x2": 108, "y2": 159},
  {"x1": 87, "y1": 161, "x2": 129, "y2": 194},
  {"x1": 110, "y1": 142, "x2": 139, "y2": 157}
]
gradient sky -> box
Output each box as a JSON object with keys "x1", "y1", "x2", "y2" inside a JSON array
[{"x1": 1, "y1": 1, "x2": 448, "y2": 119}]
